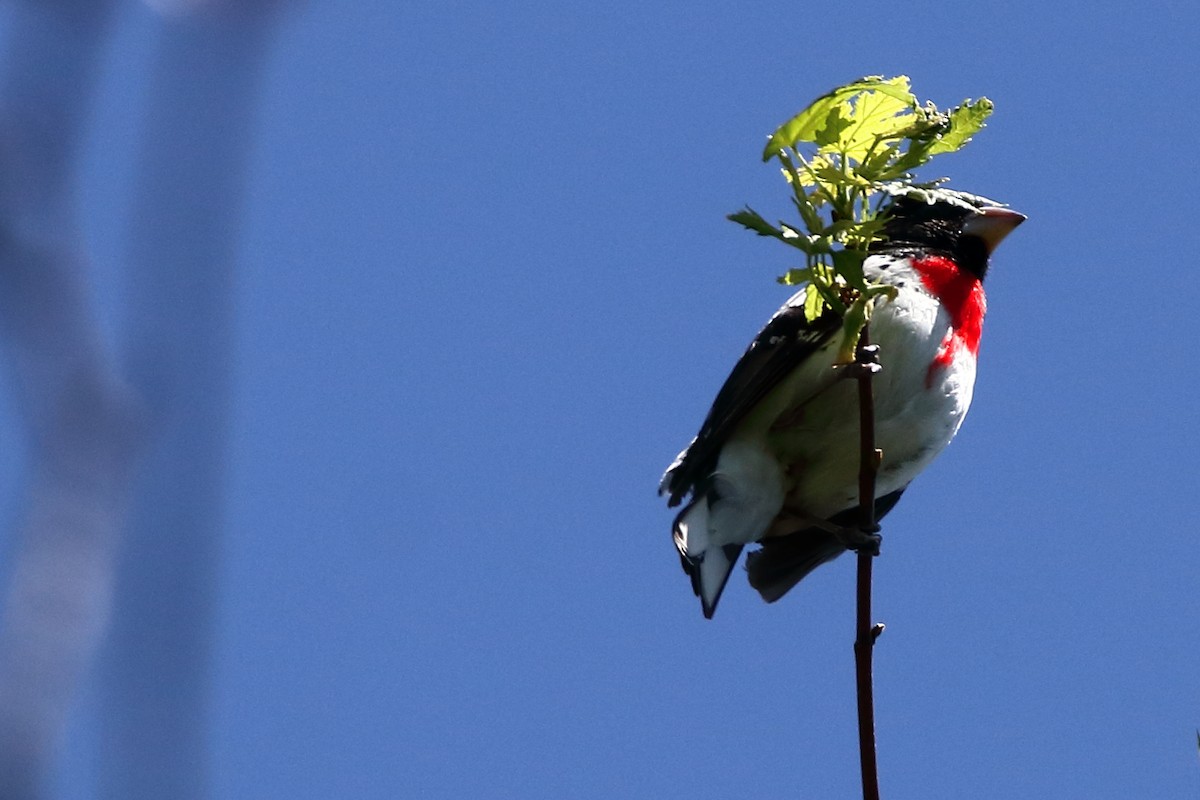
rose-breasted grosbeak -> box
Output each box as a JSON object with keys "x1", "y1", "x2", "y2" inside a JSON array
[{"x1": 660, "y1": 195, "x2": 1024, "y2": 618}]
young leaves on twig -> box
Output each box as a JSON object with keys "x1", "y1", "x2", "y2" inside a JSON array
[{"x1": 729, "y1": 75, "x2": 992, "y2": 361}]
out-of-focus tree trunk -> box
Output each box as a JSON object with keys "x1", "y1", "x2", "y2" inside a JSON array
[
  {"x1": 97, "y1": 5, "x2": 288, "y2": 799},
  {"x1": 0, "y1": 1, "x2": 291, "y2": 797},
  {"x1": 0, "y1": 2, "x2": 132, "y2": 798}
]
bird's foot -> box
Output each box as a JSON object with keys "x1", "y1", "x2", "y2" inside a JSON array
[
  {"x1": 836, "y1": 344, "x2": 881, "y2": 381},
  {"x1": 767, "y1": 511, "x2": 883, "y2": 555},
  {"x1": 833, "y1": 524, "x2": 882, "y2": 556}
]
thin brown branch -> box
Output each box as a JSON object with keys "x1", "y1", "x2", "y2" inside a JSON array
[{"x1": 853, "y1": 325, "x2": 882, "y2": 800}]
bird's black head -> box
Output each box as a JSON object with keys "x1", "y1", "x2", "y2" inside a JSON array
[{"x1": 876, "y1": 195, "x2": 1025, "y2": 281}]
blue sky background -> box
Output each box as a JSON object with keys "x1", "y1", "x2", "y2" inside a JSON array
[{"x1": 1, "y1": 1, "x2": 1198, "y2": 798}]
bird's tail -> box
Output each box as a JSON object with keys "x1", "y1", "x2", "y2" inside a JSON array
[
  {"x1": 745, "y1": 488, "x2": 907, "y2": 603},
  {"x1": 672, "y1": 498, "x2": 743, "y2": 619},
  {"x1": 744, "y1": 532, "x2": 846, "y2": 603}
]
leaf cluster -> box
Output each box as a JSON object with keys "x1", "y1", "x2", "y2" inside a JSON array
[{"x1": 728, "y1": 76, "x2": 992, "y2": 359}]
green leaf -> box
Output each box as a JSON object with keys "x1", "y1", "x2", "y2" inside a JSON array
[
  {"x1": 836, "y1": 297, "x2": 871, "y2": 363},
  {"x1": 926, "y1": 98, "x2": 994, "y2": 156},
  {"x1": 861, "y1": 144, "x2": 899, "y2": 179},
  {"x1": 735, "y1": 76, "x2": 1000, "y2": 350},
  {"x1": 845, "y1": 215, "x2": 889, "y2": 247},
  {"x1": 790, "y1": 154, "x2": 831, "y2": 187},
  {"x1": 728, "y1": 207, "x2": 784, "y2": 237},
  {"x1": 885, "y1": 138, "x2": 935, "y2": 176},
  {"x1": 729, "y1": 208, "x2": 818, "y2": 254},
  {"x1": 832, "y1": 249, "x2": 866, "y2": 290},
  {"x1": 792, "y1": 195, "x2": 823, "y2": 233},
  {"x1": 779, "y1": 223, "x2": 817, "y2": 254},
  {"x1": 803, "y1": 283, "x2": 826, "y2": 320},
  {"x1": 777, "y1": 268, "x2": 810, "y2": 286},
  {"x1": 823, "y1": 87, "x2": 916, "y2": 162},
  {"x1": 762, "y1": 76, "x2": 915, "y2": 161},
  {"x1": 810, "y1": 105, "x2": 854, "y2": 149}
]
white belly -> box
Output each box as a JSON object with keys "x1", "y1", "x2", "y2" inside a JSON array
[{"x1": 732, "y1": 286, "x2": 975, "y2": 522}]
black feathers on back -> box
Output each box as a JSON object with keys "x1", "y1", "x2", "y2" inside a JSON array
[{"x1": 660, "y1": 303, "x2": 842, "y2": 508}]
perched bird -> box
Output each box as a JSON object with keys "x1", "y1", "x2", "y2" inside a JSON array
[{"x1": 660, "y1": 195, "x2": 1024, "y2": 618}]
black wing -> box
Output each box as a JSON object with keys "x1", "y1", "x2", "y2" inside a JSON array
[{"x1": 660, "y1": 293, "x2": 841, "y2": 506}]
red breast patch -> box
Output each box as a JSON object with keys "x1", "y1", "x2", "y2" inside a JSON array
[{"x1": 913, "y1": 255, "x2": 986, "y2": 388}]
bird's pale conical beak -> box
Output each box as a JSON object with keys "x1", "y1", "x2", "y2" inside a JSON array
[{"x1": 963, "y1": 206, "x2": 1026, "y2": 254}]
